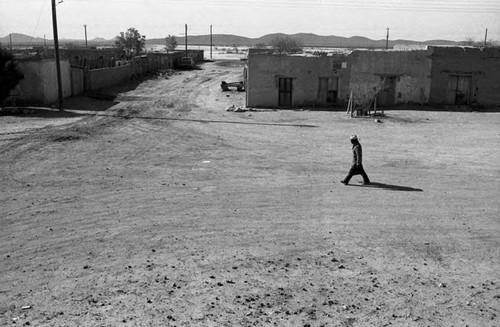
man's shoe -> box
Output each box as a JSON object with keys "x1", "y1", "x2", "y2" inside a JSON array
[
  {"x1": 340, "y1": 180, "x2": 348, "y2": 185},
  {"x1": 362, "y1": 181, "x2": 371, "y2": 185}
]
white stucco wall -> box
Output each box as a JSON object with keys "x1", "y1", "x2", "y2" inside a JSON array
[
  {"x1": 246, "y1": 54, "x2": 347, "y2": 108},
  {"x1": 17, "y1": 59, "x2": 71, "y2": 105},
  {"x1": 347, "y1": 50, "x2": 432, "y2": 106}
]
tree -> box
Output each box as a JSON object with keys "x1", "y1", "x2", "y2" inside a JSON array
[
  {"x1": 253, "y1": 42, "x2": 268, "y2": 49},
  {"x1": 485, "y1": 39, "x2": 495, "y2": 47},
  {"x1": 115, "y1": 27, "x2": 146, "y2": 57},
  {"x1": 462, "y1": 36, "x2": 476, "y2": 47},
  {"x1": 0, "y1": 47, "x2": 24, "y2": 105},
  {"x1": 269, "y1": 36, "x2": 303, "y2": 54},
  {"x1": 165, "y1": 35, "x2": 178, "y2": 52}
]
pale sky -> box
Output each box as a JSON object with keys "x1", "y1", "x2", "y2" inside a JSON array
[{"x1": 0, "y1": 0, "x2": 499, "y2": 42}]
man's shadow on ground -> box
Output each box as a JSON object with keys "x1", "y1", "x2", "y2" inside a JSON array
[{"x1": 350, "y1": 182, "x2": 423, "y2": 192}]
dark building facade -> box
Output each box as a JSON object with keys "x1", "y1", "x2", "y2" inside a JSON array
[{"x1": 429, "y1": 47, "x2": 500, "y2": 107}]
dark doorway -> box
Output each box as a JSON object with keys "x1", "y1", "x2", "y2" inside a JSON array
[
  {"x1": 317, "y1": 77, "x2": 338, "y2": 106},
  {"x1": 278, "y1": 78, "x2": 293, "y2": 107},
  {"x1": 446, "y1": 75, "x2": 472, "y2": 105},
  {"x1": 377, "y1": 76, "x2": 396, "y2": 106}
]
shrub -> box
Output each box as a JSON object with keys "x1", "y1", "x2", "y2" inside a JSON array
[
  {"x1": 0, "y1": 47, "x2": 24, "y2": 105},
  {"x1": 269, "y1": 36, "x2": 303, "y2": 54}
]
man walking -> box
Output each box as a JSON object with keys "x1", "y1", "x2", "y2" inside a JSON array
[{"x1": 341, "y1": 135, "x2": 371, "y2": 185}]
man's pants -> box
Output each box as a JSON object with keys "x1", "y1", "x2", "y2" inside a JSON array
[{"x1": 343, "y1": 164, "x2": 370, "y2": 184}]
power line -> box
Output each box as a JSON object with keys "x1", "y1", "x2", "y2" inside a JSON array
[
  {"x1": 3, "y1": 0, "x2": 498, "y2": 41},
  {"x1": 2, "y1": 0, "x2": 499, "y2": 5},
  {"x1": 28, "y1": 0, "x2": 48, "y2": 46},
  {"x1": 41, "y1": 0, "x2": 500, "y2": 11},
  {"x1": 62, "y1": 0, "x2": 500, "y2": 4}
]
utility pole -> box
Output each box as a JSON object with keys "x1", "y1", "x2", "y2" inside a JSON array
[
  {"x1": 210, "y1": 25, "x2": 213, "y2": 60},
  {"x1": 484, "y1": 28, "x2": 488, "y2": 48},
  {"x1": 84, "y1": 24, "x2": 88, "y2": 47},
  {"x1": 44, "y1": 34, "x2": 47, "y2": 49},
  {"x1": 185, "y1": 24, "x2": 188, "y2": 57},
  {"x1": 385, "y1": 27, "x2": 390, "y2": 50},
  {"x1": 9, "y1": 33, "x2": 13, "y2": 51},
  {"x1": 51, "y1": 0, "x2": 63, "y2": 111}
]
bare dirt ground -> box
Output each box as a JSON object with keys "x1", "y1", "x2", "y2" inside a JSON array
[{"x1": 1, "y1": 59, "x2": 499, "y2": 327}]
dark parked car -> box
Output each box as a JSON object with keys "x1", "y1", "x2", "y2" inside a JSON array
[{"x1": 178, "y1": 57, "x2": 195, "y2": 69}]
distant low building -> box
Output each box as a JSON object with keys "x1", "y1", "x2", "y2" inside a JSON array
[{"x1": 393, "y1": 44, "x2": 429, "y2": 51}]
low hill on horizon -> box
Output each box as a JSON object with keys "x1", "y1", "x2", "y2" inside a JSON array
[
  {"x1": 0, "y1": 33, "x2": 46, "y2": 46},
  {"x1": 0, "y1": 33, "x2": 113, "y2": 47},
  {"x1": 147, "y1": 32, "x2": 464, "y2": 48},
  {"x1": 2, "y1": 32, "x2": 495, "y2": 49}
]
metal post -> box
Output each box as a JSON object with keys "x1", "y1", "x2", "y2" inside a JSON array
[
  {"x1": 84, "y1": 24, "x2": 88, "y2": 47},
  {"x1": 484, "y1": 28, "x2": 488, "y2": 48},
  {"x1": 210, "y1": 25, "x2": 213, "y2": 60},
  {"x1": 51, "y1": 0, "x2": 63, "y2": 110},
  {"x1": 385, "y1": 28, "x2": 390, "y2": 50},
  {"x1": 185, "y1": 24, "x2": 188, "y2": 57},
  {"x1": 10, "y1": 33, "x2": 13, "y2": 51}
]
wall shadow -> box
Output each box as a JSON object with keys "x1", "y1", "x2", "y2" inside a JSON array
[
  {"x1": 371, "y1": 104, "x2": 500, "y2": 113},
  {"x1": 62, "y1": 96, "x2": 119, "y2": 113},
  {"x1": 109, "y1": 114, "x2": 319, "y2": 128},
  {"x1": 68, "y1": 78, "x2": 147, "y2": 112},
  {"x1": 267, "y1": 104, "x2": 500, "y2": 113},
  {"x1": 351, "y1": 182, "x2": 423, "y2": 192},
  {"x1": 0, "y1": 107, "x2": 84, "y2": 118},
  {"x1": 0, "y1": 107, "x2": 319, "y2": 128}
]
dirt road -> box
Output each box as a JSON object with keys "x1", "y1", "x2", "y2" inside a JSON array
[{"x1": 1, "y1": 60, "x2": 499, "y2": 327}]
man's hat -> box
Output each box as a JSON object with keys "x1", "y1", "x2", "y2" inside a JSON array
[{"x1": 350, "y1": 134, "x2": 358, "y2": 140}]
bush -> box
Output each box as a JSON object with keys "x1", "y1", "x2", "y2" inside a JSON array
[
  {"x1": 115, "y1": 27, "x2": 146, "y2": 57},
  {"x1": 253, "y1": 42, "x2": 268, "y2": 49},
  {"x1": 165, "y1": 35, "x2": 178, "y2": 52},
  {"x1": 0, "y1": 47, "x2": 24, "y2": 105},
  {"x1": 269, "y1": 36, "x2": 303, "y2": 54}
]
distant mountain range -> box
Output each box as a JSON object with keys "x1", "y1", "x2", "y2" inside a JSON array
[
  {"x1": 0, "y1": 33, "x2": 113, "y2": 47},
  {"x1": 148, "y1": 32, "x2": 465, "y2": 48},
  {"x1": 2, "y1": 32, "x2": 496, "y2": 49}
]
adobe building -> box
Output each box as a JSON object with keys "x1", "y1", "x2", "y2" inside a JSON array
[
  {"x1": 346, "y1": 49, "x2": 432, "y2": 107},
  {"x1": 245, "y1": 51, "x2": 348, "y2": 108},
  {"x1": 12, "y1": 49, "x2": 204, "y2": 105},
  {"x1": 429, "y1": 46, "x2": 500, "y2": 107},
  {"x1": 245, "y1": 46, "x2": 500, "y2": 110}
]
